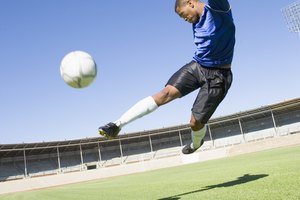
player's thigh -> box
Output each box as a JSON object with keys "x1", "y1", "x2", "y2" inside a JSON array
[
  {"x1": 166, "y1": 61, "x2": 202, "y2": 96},
  {"x1": 192, "y1": 69, "x2": 232, "y2": 124}
]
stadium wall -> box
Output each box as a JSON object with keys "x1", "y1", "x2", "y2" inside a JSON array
[
  {"x1": 1, "y1": 134, "x2": 300, "y2": 195},
  {"x1": 1, "y1": 97, "x2": 300, "y2": 194}
]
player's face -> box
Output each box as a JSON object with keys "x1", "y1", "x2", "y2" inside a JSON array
[{"x1": 176, "y1": 1, "x2": 200, "y2": 24}]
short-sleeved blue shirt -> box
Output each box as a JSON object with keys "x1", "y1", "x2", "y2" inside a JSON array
[{"x1": 192, "y1": 0, "x2": 235, "y2": 68}]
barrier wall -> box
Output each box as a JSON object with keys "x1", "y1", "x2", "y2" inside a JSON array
[{"x1": 1, "y1": 98, "x2": 300, "y2": 184}]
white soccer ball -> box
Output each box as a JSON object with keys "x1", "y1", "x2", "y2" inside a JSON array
[{"x1": 60, "y1": 51, "x2": 97, "y2": 88}]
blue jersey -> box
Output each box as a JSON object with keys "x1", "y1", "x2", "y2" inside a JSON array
[{"x1": 192, "y1": 0, "x2": 235, "y2": 68}]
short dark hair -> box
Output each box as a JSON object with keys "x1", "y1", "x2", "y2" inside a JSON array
[{"x1": 175, "y1": 0, "x2": 188, "y2": 9}]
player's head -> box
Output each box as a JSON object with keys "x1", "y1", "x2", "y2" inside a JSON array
[{"x1": 175, "y1": 0, "x2": 202, "y2": 24}]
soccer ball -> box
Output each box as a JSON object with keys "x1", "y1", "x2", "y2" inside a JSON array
[{"x1": 60, "y1": 51, "x2": 97, "y2": 88}]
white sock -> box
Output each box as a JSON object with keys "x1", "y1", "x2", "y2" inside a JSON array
[
  {"x1": 191, "y1": 126, "x2": 206, "y2": 149},
  {"x1": 114, "y1": 96, "x2": 158, "y2": 129}
]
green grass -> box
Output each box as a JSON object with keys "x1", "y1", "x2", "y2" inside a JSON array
[{"x1": 1, "y1": 145, "x2": 300, "y2": 200}]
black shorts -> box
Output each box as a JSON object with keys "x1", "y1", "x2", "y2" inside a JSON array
[{"x1": 166, "y1": 61, "x2": 233, "y2": 124}]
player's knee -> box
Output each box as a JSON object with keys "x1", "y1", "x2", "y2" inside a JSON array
[
  {"x1": 153, "y1": 86, "x2": 181, "y2": 106},
  {"x1": 190, "y1": 118, "x2": 204, "y2": 131}
]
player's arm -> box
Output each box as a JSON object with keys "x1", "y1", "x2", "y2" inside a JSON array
[{"x1": 207, "y1": 0, "x2": 231, "y2": 12}]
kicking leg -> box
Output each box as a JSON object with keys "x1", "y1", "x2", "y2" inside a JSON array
[{"x1": 98, "y1": 85, "x2": 181, "y2": 139}]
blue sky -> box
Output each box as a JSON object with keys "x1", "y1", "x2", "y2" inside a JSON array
[{"x1": 1, "y1": 0, "x2": 300, "y2": 144}]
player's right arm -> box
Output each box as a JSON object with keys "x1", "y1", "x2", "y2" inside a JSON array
[{"x1": 206, "y1": 0, "x2": 231, "y2": 12}]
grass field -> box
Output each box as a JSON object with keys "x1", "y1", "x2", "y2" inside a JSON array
[{"x1": 1, "y1": 145, "x2": 300, "y2": 200}]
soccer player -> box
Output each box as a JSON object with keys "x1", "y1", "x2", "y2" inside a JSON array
[{"x1": 98, "y1": 0, "x2": 235, "y2": 154}]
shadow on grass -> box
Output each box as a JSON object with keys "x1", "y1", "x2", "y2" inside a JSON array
[{"x1": 158, "y1": 174, "x2": 269, "y2": 200}]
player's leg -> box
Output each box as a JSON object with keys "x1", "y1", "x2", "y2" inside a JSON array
[
  {"x1": 190, "y1": 114, "x2": 206, "y2": 149},
  {"x1": 115, "y1": 85, "x2": 181, "y2": 128},
  {"x1": 182, "y1": 67, "x2": 233, "y2": 154},
  {"x1": 98, "y1": 85, "x2": 181, "y2": 139},
  {"x1": 98, "y1": 61, "x2": 201, "y2": 139},
  {"x1": 152, "y1": 85, "x2": 182, "y2": 106},
  {"x1": 182, "y1": 114, "x2": 206, "y2": 154}
]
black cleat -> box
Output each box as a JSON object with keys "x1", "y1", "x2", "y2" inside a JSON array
[
  {"x1": 182, "y1": 139, "x2": 204, "y2": 154},
  {"x1": 98, "y1": 122, "x2": 120, "y2": 139}
]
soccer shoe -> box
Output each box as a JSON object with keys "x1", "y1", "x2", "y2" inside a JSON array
[
  {"x1": 182, "y1": 139, "x2": 204, "y2": 154},
  {"x1": 98, "y1": 122, "x2": 120, "y2": 139}
]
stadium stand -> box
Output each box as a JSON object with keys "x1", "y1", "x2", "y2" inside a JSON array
[{"x1": 1, "y1": 97, "x2": 300, "y2": 183}]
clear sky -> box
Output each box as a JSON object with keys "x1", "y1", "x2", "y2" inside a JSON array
[{"x1": 1, "y1": 0, "x2": 300, "y2": 144}]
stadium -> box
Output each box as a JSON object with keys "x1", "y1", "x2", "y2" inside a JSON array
[
  {"x1": 1, "y1": 1, "x2": 300, "y2": 199},
  {"x1": 1, "y1": 97, "x2": 300, "y2": 197}
]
